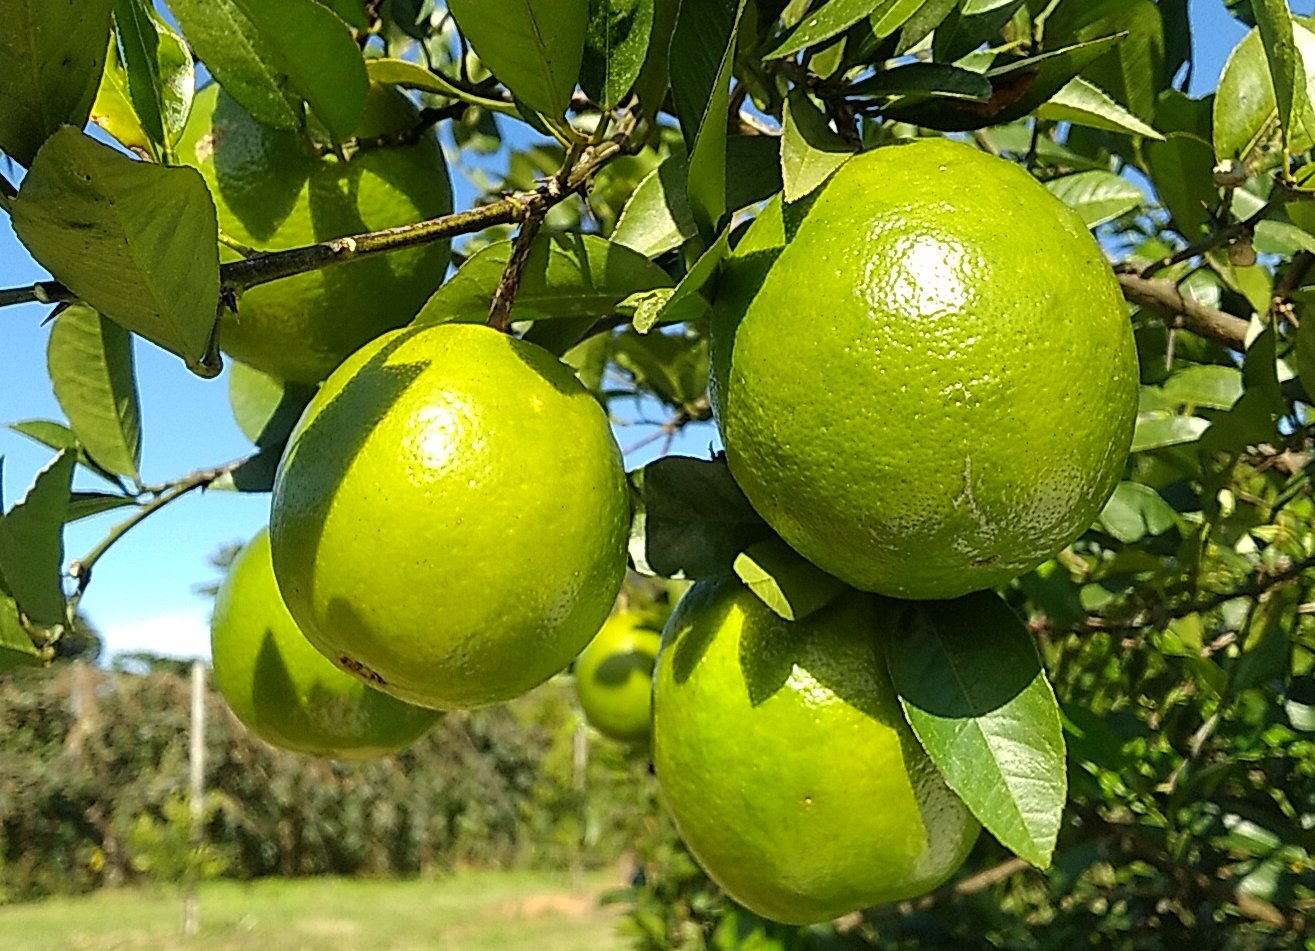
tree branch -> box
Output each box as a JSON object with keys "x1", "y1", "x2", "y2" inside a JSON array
[
  {"x1": 487, "y1": 209, "x2": 546, "y2": 332},
  {"x1": 1139, "y1": 197, "x2": 1282, "y2": 279},
  {"x1": 1117, "y1": 273, "x2": 1250, "y2": 351}
]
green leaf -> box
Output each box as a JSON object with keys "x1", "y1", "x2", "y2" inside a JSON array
[
  {"x1": 66, "y1": 491, "x2": 140, "y2": 524},
  {"x1": 725, "y1": 135, "x2": 785, "y2": 212},
  {"x1": 765, "y1": 0, "x2": 892, "y2": 60},
  {"x1": 612, "y1": 157, "x2": 698, "y2": 258},
  {"x1": 1131, "y1": 412, "x2": 1210, "y2": 452},
  {"x1": 1043, "y1": 171, "x2": 1143, "y2": 228},
  {"x1": 12, "y1": 129, "x2": 220, "y2": 369},
  {"x1": 625, "y1": 228, "x2": 728, "y2": 332},
  {"x1": 209, "y1": 447, "x2": 283, "y2": 494},
  {"x1": 632, "y1": 0, "x2": 680, "y2": 122},
  {"x1": 671, "y1": 0, "x2": 748, "y2": 234},
  {"x1": 90, "y1": 36, "x2": 154, "y2": 153},
  {"x1": 1161, "y1": 364, "x2": 1244, "y2": 410},
  {"x1": 778, "y1": 90, "x2": 852, "y2": 203},
  {"x1": 1199, "y1": 322, "x2": 1282, "y2": 454},
  {"x1": 612, "y1": 328, "x2": 710, "y2": 408},
  {"x1": 364, "y1": 59, "x2": 516, "y2": 115},
  {"x1": 1098, "y1": 482, "x2": 1178, "y2": 543},
  {"x1": 628, "y1": 455, "x2": 771, "y2": 579},
  {"x1": 414, "y1": 233, "x2": 673, "y2": 326},
  {"x1": 170, "y1": 0, "x2": 369, "y2": 140},
  {"x1": 448, "y1": 0, "x2": 589, "y2": 117},
  {"x1": 1035, "y1": 77, "x2": 1163, "y2": 139},
  {"x1": 932, "y1": 0, "x2": 1026, "y2": 63},
  {"x1": 0, "y1": 595, "x2": 43, "y2": 672},
  {"x1": 848, "y1": 62, "x2": 994, "y2": 101},
  {"x1": 1043, "y1": 0, "x2": 1164, "y2": 122},
  {"x1": 228, "y1": 361, "x2": 316, "y2": 450},
  {"x1": 0, "y1": 452, "x2": 75, "y2": 627},
  {"x1": 1214, "y1": 23, "x2": 1315, "y2": 163},
  {"x1": 581, "y1": 0, "x2": 655, "y2": 109},
  {"x1": 887, "y1": 591, "x2": 1066, "y2": 869},
  {"x1": 9, "y1": 420, "x2": 79, "y2": 454},
  {"x1": 1145, "y1": 92, "x2": 1217, "y2": 240},
  {"x1": 1252, "y1": 0, "x2": 1305, "y2": 153},
  {"x1": 733, "y1": 537, "x2": 845, "y2": 622},
  {"x1": 112, "y1": 0, "x2": 195, "y2": 161},
  {"x1": 48, "y1": 304, "x2": 142, "y2": 482},
  {"x1": 894, "y1": 0, "x2": 960, "y2": 55},
  {"x1": 0, "y1": 0, "x2": 115, "y2": 166}
]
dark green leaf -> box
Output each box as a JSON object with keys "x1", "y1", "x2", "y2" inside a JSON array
[
  {"x1": 0, "y1": 595, "x2": 43, "y2": 672},
  {"x1": 210, "y1": 447, "x2": 282, "y2": 493},
  {"x1": 765, "y1": 0, "x2": 892, "y2": 60},
  {"x1": 1199, "y1": 322, "x2": 1282, "y2": 454},
  {"x1": 932, "y1": 0, "x2": 1026, "y2": 63},
  {"x1": 48, "y1": 304, "x2": 142, "y2": 482},
  {"x1": 1145, "y1": 91, "x2": 1216, "y2": 240},
  {"x1": 1252, "y1": 0, "x2": 1304, "y2": 153},
  {"x1": 1044, "y1": 0, "x2": 1164, "y2": 122},
  {"x1": 1097, "y1": 482, "x2": 1178, "y2": 543},
  {"x1": 848, "y1": 62, "x2": 993, "y2": 101},
  {"x1": 1043, "y1": 170, "x2": 1143, "y2": 227},
  {"x1": 448, "y1": 0, "x2": 589, "y2": 117},
  {"x1": 612, "y1": 328, "x2": 710, "y2": 408},
  {"x1": 228, "y1": 361, "x2": 316, "y2": 450},
  {"x1": 781, "y1": 89, "x2": 855, "y2": 203},
  {"x1": 628, "y1": 455, "x2": 771, "y2": 579},
  {"x1": 887, "y1": 591, "x2": 1066, "y2": 868},
  {"x1": 1035, "y1": 77, "x2": 1163, "y2": 138},
  {"x1": 671, "y1": 0, "x2": 748, "y2": 234},
  {"x1": 894, "y1": 0, "x2": 959, "y2": 55},
  {"x1": 0, "y1": 452, "x2": 75, "y2": 627},
  {"x1": 415, "y1": 233, "x2": 673, "y2": 325},
  {"x1": 0, "y1": 0, "x2": 115, "y2": 166},
  {"x1": 725, "y1": 135, "x2": 784, "y2": 211},
  {"x1": 112, "y1": 0, "x2": 194, "y2": 160},
  {"x1": 66, "y1": 491, "x2": 140, "y2": 524},
  {"x1": 632, "y1": 0, "x2": 680, "y2": 122},
  {"x1": 581, "y1": 0, "x2": 655, "y2": 109},
  {"x1": 732, "y1": 537, "x2": 845, "y2": 622},
  {"x1": 13, "y1": 129, "x2": 220, "y2": 368}
]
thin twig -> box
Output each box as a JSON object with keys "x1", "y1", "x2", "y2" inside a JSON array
[
  {"x1": 1139, "y1": 197, "x2": 1283, "y2": 279},
  {"x1": 487, "y1": 209, "x2": 546, "y2": 332},
  {"x1": 1117, "y1": 273, "x2": 1250, "y2": 351}
]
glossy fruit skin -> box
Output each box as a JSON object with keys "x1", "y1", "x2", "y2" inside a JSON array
[
  {"x1": 270, "y1": 322, "x2": 631, "y2": 710},
  {"x1": 652, "y1": 579, "x2": 979, "y2": 925},
  {"x1": 711, "y1": 138, "x2": 1138, "y2": 600},
  {"x1": 177, "y1": 83, "x2": 453, "y2": 384},
  {"x1": 575, "y1": 611, "x2": 662, "y2": 744},
  {"x1": 211, "y1": 528, "x2": 441, "y2": 760}
]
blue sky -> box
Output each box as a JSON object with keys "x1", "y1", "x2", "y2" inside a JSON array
[{"x1": 0, "y1": 2, "x2": 1288, "y2": 660}]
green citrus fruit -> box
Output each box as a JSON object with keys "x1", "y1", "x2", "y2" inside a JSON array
[
  {"x1": 575, "y1": 610, "x2": 662, "y2": 744},
  {"x1": 178, "y1": 83, "x2": 453, "y2": 384},
  {"x1": 211, "y1": 527, "x2": 441, "y2": 760},
  {"x1": 270, "y1": 322, "x2": 631, "y2": 710},
  {"x1": 711, "y1": 138, "x2": 1137, "y2": 600},
  {"x1": 653, "y1": 578, "x2": 979, "y2": 925}
]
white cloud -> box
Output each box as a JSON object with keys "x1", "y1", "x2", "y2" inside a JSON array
[{"x1": 99, "y1": 609, "x2": 212, "y2": 661}]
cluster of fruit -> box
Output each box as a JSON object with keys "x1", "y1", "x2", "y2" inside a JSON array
[{"x1": 204, "y1": 88, "x2": 1138, "y2": 924}]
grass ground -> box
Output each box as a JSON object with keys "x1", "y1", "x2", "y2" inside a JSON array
[{"x1": 0, "y1": 869, "x2": 628, "y2": 950}]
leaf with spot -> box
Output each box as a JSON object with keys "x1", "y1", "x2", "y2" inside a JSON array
[
  {"x1": 0, "y1": 0, "x2": 115, "y2": 166},
  {"x1": 887, "y1": 590, "x2": 1066, "y2": 868},
  {"x1": 12, "y1": 129, "x2": 220, "y2": 370}
]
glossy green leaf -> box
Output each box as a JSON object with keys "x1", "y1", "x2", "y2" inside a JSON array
[
  {"x1": 612, "y1": 157, "x2": 698, "y2": 257},
  {"x1": 228, "y1": 361, "x2": 316, "y2": 450},
  {"x1": 733, "y1": 537, "x2": 845, "y2": 622},
  {"x1": 0, "y1": 452, "x2": 75, "y2": 627},
  {"x1": 47, "y1": 304, "x2": 142, "y2": 482},
  {"x1": 1252, "y1": 0, "x2": 1305, "y2": 152},
  {"x1": 887, "y1": 591, "x2": 1066, "y2": 869},
  {"x1": 1131, "y1": 412, "x2": 1210, "y2": 452},
  {"x1": 781, "y1": 89, "x2": 855, "y2": 203},
  {"x1": 414, "y1": 233, "x2": 673, "y2": 325},
  {"x1": 1044, "y1": 171, "x2": 1143, "y2": 227},
  {"x1": 0, "y1": 595, "x2": 43, "y2": 672},
  {"x1": 170, "y1": 0, "x2": 369, "y2": 140},
  {"x1": 581, "y1": 0, "x2": 655, "y2": 109},
  {"x1": 1098, "y1": 482, "x2": 1177, "y2": 543},
  {"x1": 1161, "y1": 364, "x2": 1244, "y2": 410},
  {"x1": 112, "y1": 0, "x2": 194, "y2": 160},
  {"x1": 12, "y1": 129, "x2": 219, "y2": 369},
  {"x1": 0, "y1": 0, "x2": 115, "y2": 166},
  {"x1": 1036, "y1": 77, "x2": 1163, "y2": 139},
  {"x1": 671, "y1": 0, "x2": 747, "y2": 234},
  {"x1": 1214, "y1": 23, "x2": 1315, "y2": 162},
  {"x1": 765, "y1": 0, "x2": 891, "y2": 60},
  {"x1": 628, "y1": 455, "x2": 771, "y2": 579},
  {"x1": 9, "y1": 420, "x2": 79, "y2": 454},
  {"x1": 448, "y1": 0, "x2": 589, "y2": 117},
  {"x1": 932, "y1": 0, "x2": 1026, "y2": 63}
]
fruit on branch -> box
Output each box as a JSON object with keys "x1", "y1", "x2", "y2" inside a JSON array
[
  {"x1": 269, "y1": 322, "x2": 631, "y2": 710},
  {"x1": 211, "y1": 527, "x2": 441, "y2": 759},
  {"x1": 711, "y1": 138, "x2": 1138, "y2": 600},
  {"x1": 652, "y1": 579, "x2": 979, "y2": 925},
  {"x1": 574, "y1": 609, "x2": 662, "y2": 745},
  {"x1": 178, "y1": 83, "x2": 453, "y2": 384}
]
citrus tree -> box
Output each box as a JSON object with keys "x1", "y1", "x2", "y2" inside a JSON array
[{"x1": 2, "y1": 0, "x2": 1315, "y2": 945}]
